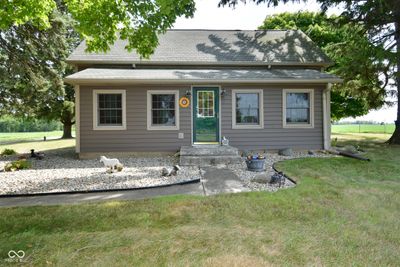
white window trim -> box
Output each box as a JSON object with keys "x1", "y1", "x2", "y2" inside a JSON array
[
  {"x1": 282, "y1": 89, "x2": 314, "y2": 129},
  {"x1": 93, "y1": 89, "x2": 127, "y2": 131},
  {"x1": 147, "y1": 90, "x2": 180, "y2": 131},
  {"x1": 232, "y1": 89, "x2": 264, "y2": 129}
]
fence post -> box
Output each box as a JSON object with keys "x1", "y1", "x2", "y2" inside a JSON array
[{"x1": 359, "y1": 124, "x2": 361, "y2": 133}]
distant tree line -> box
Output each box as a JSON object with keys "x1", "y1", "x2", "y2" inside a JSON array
[
  {"x1": 333, "y1": 121, "x2": 395, "y2": 125},
  {"x1": 0, "y1": 116, "x2": 62, "y2": 132}
]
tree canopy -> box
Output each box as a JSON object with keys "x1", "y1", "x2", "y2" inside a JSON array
[
  {"x1": 0, "y1": 5, "x2": 80, "y2": 138},
  {"x1": 1, "y1": 0, "x2": 196, "y2": 58},
  {"x1": 260, "y1": 12, "x2": 387, "y2": 121},
  {"x1": 0, "y1": 0, "x2": 196, "y2": 138},
  {"x1": 221, "y1": 0, "x2": 400, "y2": 144}
]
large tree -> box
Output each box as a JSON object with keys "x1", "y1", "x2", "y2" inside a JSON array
[
  {"x1": 0, "y1": 8, "x2": 79, "y2": 138},
  {"x1": 260, "y1": 12, "x2": 387, "y2": 121},
  {"x1": 1, "y1": 0, "x2": 195, "y2": 58},
  {"x1": 219, "y1": 0, "x2": 400, "y2": 144},
  {"x1": 0, "y1": 0, "x2": 195, "y2": 138}
]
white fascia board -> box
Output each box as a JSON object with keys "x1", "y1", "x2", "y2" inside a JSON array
[
  {"x1": 64, "y1": 78, "x2": 343, "y2": 86},
  {"x1": 65, "y1": 59, "x2": 332, "y2": 67}
]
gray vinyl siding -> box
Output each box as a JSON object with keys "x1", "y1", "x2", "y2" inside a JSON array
[
  {"x1": 80, "y1": 85, "x2": 191, "y2": 152},
  {"x1": 221, "y1": 84, "x2": 324, "y2": 151},
  {"x1": 79, "y1": 84, "x2": 324, "y2": 153}
]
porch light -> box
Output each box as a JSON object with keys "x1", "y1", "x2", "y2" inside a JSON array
[
  {"x1": 185, "y1": 90, "x2": 192, "y2": 97},
  {"x1": 220, "y1": 89, "x2": 226, "y2": 96}
]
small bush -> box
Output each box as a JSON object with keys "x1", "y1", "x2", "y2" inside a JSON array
[
  {"x1": 1, "y1": 148, "x2": 17, "y2": 156},
  {"x1": 4, "y1": 159, "x2": 31, "y2": 172}
]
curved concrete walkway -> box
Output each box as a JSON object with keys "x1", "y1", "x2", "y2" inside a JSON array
[{"x1": 0, "y1": 167, "x2": 248, "y2": 207}]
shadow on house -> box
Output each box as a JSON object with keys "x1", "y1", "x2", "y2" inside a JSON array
[{"x1": 194, "y1": 30, "x2": 329, "y2": 64}]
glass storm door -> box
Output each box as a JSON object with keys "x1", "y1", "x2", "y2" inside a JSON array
[{"x1": 193, "y1": 87, "x2": 219, "y2": 144}]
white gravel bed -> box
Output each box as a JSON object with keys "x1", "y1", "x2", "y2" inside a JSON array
[
  {"x1": 228, "y1": 150, "x2": 331, "y2": 192},
  {"x1": 0, "y1": 150, "x2": 201, "y2": 195}
]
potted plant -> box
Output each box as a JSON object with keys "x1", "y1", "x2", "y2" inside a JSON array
[{"x1": 245, "y1": 154, "x2": 266, "y2": 172}]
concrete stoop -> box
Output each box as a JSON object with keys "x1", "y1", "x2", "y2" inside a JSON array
[{"x1": 179, "y1": 145, "x2": 242, "y2": 166}]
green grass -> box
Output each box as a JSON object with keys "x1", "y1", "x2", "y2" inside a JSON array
[
  {"x1": 332, "y1": 124, "x2": 395, "y2": 134},
  {"x1": 0, "y1": 134, "x2": 399, "y2": 266},
  {"x1": 0, "y1": 131, "x2": 75, "y2": 153},
  {"x1": 0, "y1": 131, "x2": 72, "y2": 144},
  {"x1": 0, "y1": 139, "x2": 75, "y2": 154}
]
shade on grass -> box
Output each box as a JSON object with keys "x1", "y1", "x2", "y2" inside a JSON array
[{"x1": 0, "y1": 136, "x2": 399, "y2": 266}]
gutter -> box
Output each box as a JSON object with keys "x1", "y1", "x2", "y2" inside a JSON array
[
  {"x1": 64, "y1": 78, "x2": 343, "y2": 86},
  {"x1": 65, "y1": 60, "x2": 333, "y2": 68}
]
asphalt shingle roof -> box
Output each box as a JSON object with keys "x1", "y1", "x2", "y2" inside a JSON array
[
  {"x1": 64, "y1": 68, "x2": 342, "y2": 85},
  {"x1": 67, "y1": 30, "x2": 331, "y2": 66}
]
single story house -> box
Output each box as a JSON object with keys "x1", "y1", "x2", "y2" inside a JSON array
[{"x1": 65, "y1": 29, "x2": 342, "y2": 158}]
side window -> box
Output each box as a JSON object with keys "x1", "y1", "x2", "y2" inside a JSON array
[
  {"x1": 93, "y1": 90, "x2": 126, "y2": 130},
  {"x1": 283, "y1": 89, "x2": 314, "y2": 128},
  {"x1": 147, "y1": 90, "x2": 180, "y2": 130},
  {"x1": 232, "y1": 89, "x2": 264, "y2": 129}
]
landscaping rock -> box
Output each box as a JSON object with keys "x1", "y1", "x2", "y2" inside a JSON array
[
  {"x1": 308, "y1": 150, "x2": 316, "y2": 155},
  {"x1": 251, "y1": 173, "x2": 271, "y2": 184},
  {"x1": 278, "y1": 148, "x2": 293, "y2": 156},
  {"x1": 161, "y1": 167, "x2": 173, "y2": 176},
  {"x1": 242, "y1": 150, "x2": 251, "y2": 157},
  {"x1": 227, "y1": 150, "x2": 330, "y2": 192},
  {"x1": 270, "y1": 172, "x2": 285, "y2": 184},
  {"x1": 0, "y1": 150, "x2": 201, "y2": 195},
  {"x1": 344, "y1": 145, "x2": 359, "y2": 154}
]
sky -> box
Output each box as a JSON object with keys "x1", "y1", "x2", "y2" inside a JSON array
[{"x1": 173, "y1": 0, "x2": 397, "y2": 123}]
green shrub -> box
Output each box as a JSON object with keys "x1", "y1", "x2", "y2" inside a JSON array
[
  {"x1": 4, "y1": 159, "x2": 31, "y2": 172},
  {"x1": 1, "y1": 148, "x2": 17, "y2": 156}
]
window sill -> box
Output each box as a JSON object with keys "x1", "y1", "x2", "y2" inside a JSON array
[
  {"x1": 147, "y1": 126, "x2": 179, "y2": 131},
  {"x1": 283, "y1": 124, "x2": 314, "y2": 129},
  {"x1": 93, "y1": 125, "x2": 127, "y2": 131},
  {"x1": 232, "y1": 124, "x2": 264, "y2": 130}
]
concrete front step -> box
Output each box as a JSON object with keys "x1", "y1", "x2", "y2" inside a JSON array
[
  {"x1": 179, "y1": 145, "x2": 242, "y2": 166},
  {"x1": 180, "y1": 145, "x2": 239, "y2": 156},
  {"x1": 180, "y1": 155, "x2": 242, "y2": 166}
]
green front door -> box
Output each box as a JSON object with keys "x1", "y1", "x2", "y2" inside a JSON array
[{"x1": 193, "y1": 87, "x2": 219, "y2": 144}]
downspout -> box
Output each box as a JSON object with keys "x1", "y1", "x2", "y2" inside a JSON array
[
  {"x1": 72, "y1": 65, "x2": 81, "y2": 155},
  {"x1": 74, "y1": 85, "x2": 80, "y2": 154},
  {"x1": 323, "y1": 83, "x2": 332, "y2": 150}
]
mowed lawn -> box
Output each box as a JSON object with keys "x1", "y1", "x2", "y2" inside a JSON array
[
  {"x1": 0, "y1": 131, "x2": 70, "y2": 144},
  {"x1": 0, "y1": 131, "x2": 75, "y2": 154},
  {"x1": 332, "y1": 123, "x2": 395, "y2": 134},
  {"x1": 0, "y1": 134, "x2": 399, "y2": 266}
]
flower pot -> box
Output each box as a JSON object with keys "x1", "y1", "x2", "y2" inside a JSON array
[{"x1": 245, "y1": 158, "x2": 266, "y2": 172}]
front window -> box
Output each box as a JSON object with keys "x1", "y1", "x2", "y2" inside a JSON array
[
  {"x1": 283, "y1": 89, "x2": 314, "y2": 128},
  {"x1": 151, "y1": 94, "x2": 176, "y2": 126},
  {"x1": 98, "y1": 94, "x2": 123, "y2": 125},
  {"x1": 93, "y1": 90, "x2": 126, "y2": 130},
  {"x1": 147, "y1": 90, "x2": 179, "y2": 130},
  {"x1": 232, "y1": 89, "x2": 264, "y2": 129}
]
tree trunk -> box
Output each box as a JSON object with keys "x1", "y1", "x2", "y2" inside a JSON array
[
  {"x1": 388, "y1": 21, "x2": 400, "y2": 144},
  {"x1": 62, "y1": 122, "x2": 73, "y2": 139}
]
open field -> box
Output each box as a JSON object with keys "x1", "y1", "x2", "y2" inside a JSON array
[
  {"x1": 0, "y1": 131, "x2": 75, "y2": 154},
  {"x1": 0, "y1": 131, "x2": 75, "y2": 144},
  {"x1": 0, "y1": 133, "x2": 399, "y2": 266},
  {"x1": 0, "y1": 139, "x2": 75, "y2": 154},
  {"x1": 332, "y1": 124, "x2": 395, "y2": 134}
]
